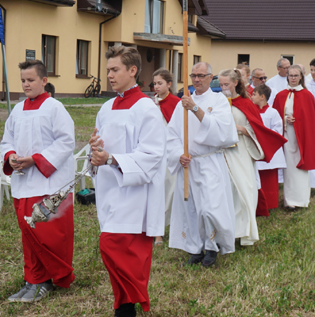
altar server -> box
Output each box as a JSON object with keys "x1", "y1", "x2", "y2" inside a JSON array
[
  {"x1": 266, "y1": 58, "x2": 291, "y2": 92},
  {"x1": 152, "y1": 68, "x2": 180, "y2": 246},
  {"x1": 252, "y1": 84, "x2": 287, "y2": 213},
  {"x1": 1, "y1": 60, "x2": 75, "y2": 302},
  {"x1": 89, "y1": 46, "x2": 166, "y2": 317}
]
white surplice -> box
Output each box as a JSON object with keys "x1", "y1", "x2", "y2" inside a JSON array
[
  {"x1": 283, "y1": 85, "x2": 310, "y2": 207},
  {"x1": 154, "y1": 95, "x2": 179, "y2": 227},
  {"x1": 94, "y1": 97, "x2": 166, "y2": 237},
  {"x1": 167, "y1": 89, "x2": 238, "y2": 255},
  {"x1": 223, "y1": 106, "x2": 264, "y2": 246},
  {"x1": 256, "y1": 107, "x2": 287, "y2": 171},
  {"x1": 1, "y1": 98, "x2": 75, "y2": 198},
  {"x1": 266, "y1": 74, "x2": 288, "y2": 93}
]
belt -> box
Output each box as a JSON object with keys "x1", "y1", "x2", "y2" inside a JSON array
[{"x1": 191, "y1": 150, "x2": 223, "y2": 158}]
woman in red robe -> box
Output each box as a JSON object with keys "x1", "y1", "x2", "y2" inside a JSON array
[{"x1": 273, "y1": 65, "x2": 315, "y2": 209}]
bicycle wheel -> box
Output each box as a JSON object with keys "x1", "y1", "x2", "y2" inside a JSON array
[
  {"x1": 84, "y1": 85, "x2": 94, "y2": 98},
  {"x1": 94, "y1": 84, "x2": 101, "y2": 97}
]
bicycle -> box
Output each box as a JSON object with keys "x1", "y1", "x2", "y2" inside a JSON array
[{"x1": 84, "y1": 75, "x2": 101, "y2": 98}]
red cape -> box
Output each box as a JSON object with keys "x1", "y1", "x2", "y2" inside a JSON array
[
  {"x1": 232, "y1": 96, "x2": 287, "y2": 163},
  {"x1": 273, "y1": 89, "x2": 315, "y2": 170},
  {"x1": 157, "y1": 92, "x2": 180, "y2": 123}
]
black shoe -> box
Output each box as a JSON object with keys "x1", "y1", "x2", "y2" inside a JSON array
[
  {"x1": 202, "y1": 250, "x2": 217, "y2": 267},
  {"x1": 183, "y1": 252, "x2": 204, "y2": 266},
  {"x1": 114, "y1": 303, "x2": 136, "y2": 317}
]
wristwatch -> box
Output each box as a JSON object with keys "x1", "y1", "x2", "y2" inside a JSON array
[
  {"x1": 192, "y1": 105, "x2": 199, "y2": 113},
  {"x1": 106, "y1": 153, "x2": 113, "y2": 165}
]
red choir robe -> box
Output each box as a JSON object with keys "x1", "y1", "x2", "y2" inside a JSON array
[
  {"x1": 273, "y1": 88, "x2": 315, "y2": 170},
  {"x1": 3, "y1": 92, "x2": 75, "y2": 288},
  {"x1": 99, "y1": 86, "x2": 155, "y2": 311}
]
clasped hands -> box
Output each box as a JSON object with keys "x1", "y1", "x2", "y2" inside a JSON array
[
  {"x1": 89, "y1": 128, "x2": 108, "y2": 166},
  {"x1": 9, "y1": 154, "x2": 34, "y2": 171}
]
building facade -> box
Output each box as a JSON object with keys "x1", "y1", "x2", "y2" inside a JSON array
[{"x1": 0, "y1": 0, "x2": 221, "y2": 99}]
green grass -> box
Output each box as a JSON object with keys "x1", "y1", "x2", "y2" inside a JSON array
[{"x1": 0, "y1": 106, "x2": 314, "y2": 316}]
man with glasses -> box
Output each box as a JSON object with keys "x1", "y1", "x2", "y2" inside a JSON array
[
  {"x1": 266, "y1": 58, "x2": 291, "y2": 92},
  {"x1": 251, "y1": 68, "x2": 278, "y2": 106},
  {"x1": 166, "y1": 62, "x2": 238, "y2": 267}
]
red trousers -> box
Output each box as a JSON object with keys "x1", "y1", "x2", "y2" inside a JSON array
[
  {"x1": 14, "y1": 194, "x2": 75, "y2": 287},
  {"x1": 256, "y1": 189, "x2": 269, "y2": 217},
  {"x1": 259, "y1": 169, "x2": 279, "y2": 209},
  {"x1": 99, "y1": 232, "x2": 153, "y2": 311}
]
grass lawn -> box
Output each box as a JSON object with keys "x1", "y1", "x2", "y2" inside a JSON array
[{"x1": 0, "y1": 106, "x2": 314, "y2": 316}]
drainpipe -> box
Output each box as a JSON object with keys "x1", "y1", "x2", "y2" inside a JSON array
[
  {"x1": 98, "y1": 14, "x2": 118, "y2": 82},
  {"x1": 0, "y1": 5, "x2": 6, "y2": 101}
]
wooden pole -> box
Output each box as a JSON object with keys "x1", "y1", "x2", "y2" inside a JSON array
[{"x1": 183, "y1": 0, "x2": 189, "y2": 201}]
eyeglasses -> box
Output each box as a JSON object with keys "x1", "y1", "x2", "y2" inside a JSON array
[
  {"x1": 280, "y1": 66, "x2": 290, "y2": 70},
  {"x1": 252, "y1": 76, "x2": 267, "y2": 81},
  {"x1": 288, "y1": 74, "x2": 300, "y2": 78},
  {"x1": 189, "y1": 73, "x2": 211, "y2": 79}
]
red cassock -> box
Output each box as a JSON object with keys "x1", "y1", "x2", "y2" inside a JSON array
[
  {"x1": 232, "y1": 96, "x2": 287, "y2": 163},
  {"x1": 256, "y1": 105, "x2": 280, "y2": 212},
  {"x1": 273, "y1": 89, "x2": 315, "y2": 170},
  {"x1": 158, "y1": 92, "x2": 180, "y2": 123},
  {"x1": 99, "y1": 86, "x2": 156, "y2": 311},
  {"x1": 3, "y1": 93, "x2": 75, "y2": 287}
]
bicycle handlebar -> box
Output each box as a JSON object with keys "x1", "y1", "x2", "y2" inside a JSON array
[{"x1": 89, "y1": 75, "x2": 101, "y2": 82}]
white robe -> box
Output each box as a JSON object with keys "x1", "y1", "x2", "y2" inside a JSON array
[
  {"x1": 0, "y1": 98, "x2": 75, "y2": 198},
  {"x1": 223, "y1": 106, "x2": 264, "y2": 246},
  {"x1": 306, "y1": 80, "x2": 315, "y2": 187},
  {"x1": 283, "y1": 86, "x2": 310, "y2": 207},
  {"x1": 266, "y1": 74, "x2": 287, "y2": 93},
  {"x1": 256, "y1": 107, "x2": 287, "y2": 171},
  {"x1": 167, "y1": 89, "x2": 238, "y2": 255},
  {"x1": 155, "y1": 96, "x2": 178, "y2": 227},
  {"x1": 94, "y1": 97, "x2": 166, "y2": 237}
]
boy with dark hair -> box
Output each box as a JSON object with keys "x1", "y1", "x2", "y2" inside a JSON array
[
  {"x1": 1, "y1": 59, "x2": 75, "y2": 302},
  {"x1": 252, "y1": 84, "x2": 286, "y2": 213},
  {"x1": 45, "y1": 82, "x2": 55, "y2": 97},
  {"x1": 89, "y1": 46, "x2": 165, "y2": 317}
]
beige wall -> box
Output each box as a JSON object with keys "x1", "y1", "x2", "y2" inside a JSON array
[
  {"x1": 210, "y1": 40, "x2": 315, "y2": 77},
  {"x1": 102, "y1": 0, "x2": 212, "y2": 92}
]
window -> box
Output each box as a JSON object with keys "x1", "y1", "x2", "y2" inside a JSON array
[
  {"x1": 193, "y1": 55, "x2": 201, "y2": 65},
  {"x1": 178, "y1": 53, "x2": 183, "y2": 82},
  {"x1": 76, "y1": 40, "x2": 89, "y2": 76},
  {"x1": 144, "y1": 0, "x2": 164, "y2": 34},
  {"x1": 237, "y1": 54, "x2": 250, "y2": 66},
  {"x1": 42, "y1": 35, "x2": 57, "y2": 76},
  {"x1": 281, "y1": 55, "x2": 294, "y2": 65}
]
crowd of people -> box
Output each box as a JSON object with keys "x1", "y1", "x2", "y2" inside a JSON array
[{"x1": 2, "y1": 49, "x2": 315, "y2": 316}]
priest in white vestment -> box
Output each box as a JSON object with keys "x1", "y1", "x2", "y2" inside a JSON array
[
  {"x1": 167, "y1": 62, "x2": 238, "y2": 267},
  {"x1": 266, "y1": 58, "x2": 291, "y2": 93}
]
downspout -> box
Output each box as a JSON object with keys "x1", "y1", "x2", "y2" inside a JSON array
[
  {"x1": 0, "y1": 5, "x2": 6, "y2": 101},
  {"x1": 98, "y1": 14, "x2": 118, "y2": 82}
]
